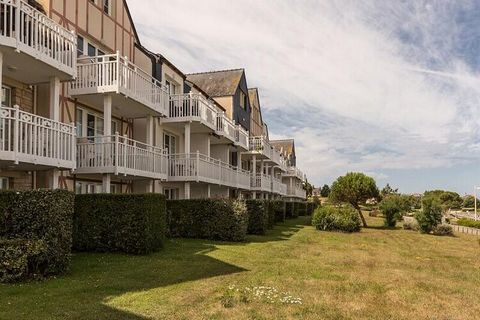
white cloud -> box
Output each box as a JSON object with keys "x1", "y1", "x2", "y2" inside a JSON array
[{"x1": 129, "y1": 0, "x2": 480, "y2": 188}]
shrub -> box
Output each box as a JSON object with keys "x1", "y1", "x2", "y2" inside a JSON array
[
  {"x1": 246, "y1": 200, "x2": 269, "y2": 235},
  {"x1": 0, "y1": 239, "x2": 46, "y2": 283},
  {"x1": 306, "y1": 202, "x2": 318, "y2": 216},
  {"x1": 0, "y1": 190, "x2": 74, "y2": 280},
  {"x1": 457, "y1": 218, "x2": 480, "y2": 229},
  {"x1": 403, "y1": 220, "x2": 419, "y2": 231},
  {"x1": 415, "y1": 197, "x2": 442, "y2": 234},
  {"x1": 285, "y1": 202, "x2": 294, "y2": 219},
  {"x1": 167, "y1": 199, "x2": 248, "y2": 242},
  {"x1": 265, "y1": 201, "x2": 276, "y2": 228},
  {"x1": 312, "y1": 205, "x2": 361, "y2": 233},
  {"x1": 433, "y1": 224, "x2": 454, "y2": 236},
  {"x1": 272, "y1": 201, "x2": 286, "y2": 223},
  {"x1": 379, "y1": 198, "x2": 402, "y2": 228},
  {"x1": 74, "y1": 194, "x2": 166, "y2": 254}
]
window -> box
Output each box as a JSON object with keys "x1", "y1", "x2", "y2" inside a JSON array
[
  {"x1": 239, "y1": 90, "x2": 247, "y2": 110},
  {"x1": 163, "y1": 133, "x2": 177, "y2": 155},
  {"x1": 76, "y1": 108, "x2": 83, "y2": 137},
  {"x1": 77, "y1": 36, "x2": 84, "y2": 57},
  {"x1": 164, "y1": 188, "x2": 178, "y2": 200},
  {"x1": 0, "y1": 177, "x2": 9, "y2": 190},
  {"x1": 103, "y1": 0, "x2": 111, "y2": 15},
  {"x1": 2, "y1": 86, "x2": 11, "y2": 107},
  {"x1": 87, "y1": 43, "x2": 97, "y2": 57},
  {"x1": 76, "y1": 107, "x2": 118, "y2": 137}
]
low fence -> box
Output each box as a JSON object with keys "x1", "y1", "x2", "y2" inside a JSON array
[{"x1": 450, "y1": 224, "x2": 480, "y2": 236}]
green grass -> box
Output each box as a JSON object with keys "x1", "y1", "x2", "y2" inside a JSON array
[{"x1": 1, "y1": 216, "x2": 480, "y2": 319}]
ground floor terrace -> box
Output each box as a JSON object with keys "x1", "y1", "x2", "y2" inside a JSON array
[{"x1": 1, "y1": 215, "x2": 479, "y2": 320}]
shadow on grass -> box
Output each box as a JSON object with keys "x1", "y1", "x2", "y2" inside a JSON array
[{"x1": 1, "y1": 240, "x2": 247, "y2": 319}]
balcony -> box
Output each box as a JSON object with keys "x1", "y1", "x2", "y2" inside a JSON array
[
  {"x1": 235, "y1": 125, "x2": 249, "y2": 150},
  {"x1": 251, "y1": 173, "x2": 271, "y2": 192},
  {"x1": 168, "y1": 152, "x2": 250, "y2": 190},
  {"x1": 0, "y1": 106, "x2": 76, "y2": 170},
  {"x1": 272, "y1": 176, "x2": 287, "y2": 196},
  {"x1": 75, "y1": 135, "x2": 168, "y2": 180},
  {"x1": 0, "y1": 0, "x2": 77, "y2": 83},
  {"x1": 285, "y1": 167, "x2": 305, "y2": 181},
  {"x1": 216, "y1": 112, "x2": 239, "y2": 144},
  {"x1": 70, "y1": 53, "x2": 169, "y2": 118},
  {"x1": 248, "y1": 136, "x2": 272, "y2": 159},
  {"x1": 287, "y1": 185, "x2": 307, "y2": 199},
  {"x1": 162, "y1": 93, "x2": 218, "y2": 132}
]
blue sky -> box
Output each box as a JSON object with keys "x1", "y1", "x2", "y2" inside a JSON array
[{"x1": 129, "y1": 0, "x2": 480, "y2": 194}]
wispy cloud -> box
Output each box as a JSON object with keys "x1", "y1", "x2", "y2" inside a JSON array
[{"x1": 129, "y1": 0, "x2": 480, "y2": 192}]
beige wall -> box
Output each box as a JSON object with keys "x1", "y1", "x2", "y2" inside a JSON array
[
  {"x1": 213, "y1": 96, "x2": 233, "y2": 119},
  {"x1": 162, "y1": 63, "x2": 184, "y2": 93}
]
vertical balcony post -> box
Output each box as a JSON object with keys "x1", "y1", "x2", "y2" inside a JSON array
[
  {"x1": 196, "y1": 150, "x2": 200, "y2": 182},
  {"x1": 116, "y1": 51, "x2": 121, "y2": 92},
  {"x1": 114, "y1": 132, "x2": 119, "y2": 175},
  {"x1": 13, "y1": 105, "x2": 19, "y2": 163},
  {"x1": 14, "y1": 0, "x2": 21, "y2": 46},
  {"x1": 71, "y1": 122, "x2": 76, "y2": 170}
]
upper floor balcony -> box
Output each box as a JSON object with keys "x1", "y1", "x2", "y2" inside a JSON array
[
  {"x1": 0, "y1": 0, "x2": 77, "y2": 83},
  {"x1": 247, "y1": 136, "x2": 286, "y2": 169},
  {"x1": 287, "y1": 184, "x2": 307, "y2": 199},
  {"x1": 235, "y1": 125, "x2": 249, "y2": 150},
  {"x1": 216, "y1": 112, "x2": 237, "y2": 144},
  {"x1": 251, "y1": 173, "x2": 272, "y2": 193},
  {"x1": 163, "y1": 93, "x2": 218, "y2": 132},
  {"x1": 284, "y1": 166, "x2": 305, "y2": 181},
  {"x1": 0, "y1": 105, "x2": 76, "y2": 170},
  {"x1": 272, "y1": 176, "x2": 287, "y2": 196},
  {"x1": 70, "y1": 52, "x2": 169, "y2": 118},
  {"x1": 75, "y1": 134, "x2": 168, "y2": 180},
  {"x1": 168, "y1": 152, "x2": 250, "y2": 190}
]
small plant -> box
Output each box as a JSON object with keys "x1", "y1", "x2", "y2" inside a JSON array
[
  {"x1": 415, "y1": 197, "x2": 442, "y2": 234},
  {"x1": 433, "y1": 224, "x2": 454, "y2": 236},
  {"x1": 379, "y1": 198, "x2": 402, "y2": 228},
  {"x1": 312, "y1": 205, "x2": 361, "y2": 233}
]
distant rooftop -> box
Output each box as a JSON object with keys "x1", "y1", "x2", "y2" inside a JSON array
[{"x1": 186, "y1": 69, "x2": 244, "y2": 97}]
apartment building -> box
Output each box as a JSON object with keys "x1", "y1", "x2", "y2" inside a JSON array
[{"x1": 0, "y1": 0, "x2": 307, "y2": 201}]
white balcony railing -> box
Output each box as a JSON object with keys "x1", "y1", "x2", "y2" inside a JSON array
[
  {"x1": 166, "y1": 93, "x2": 218, "y2": 130},
  {"x1": 272, "y1": 176, "x2": 287, "y2": 195},
  {"x1": 235, "y1": 125, "x2": 249, "y2": 150},
  {"x1": 71, "y1": 52, "x2": 169, "y2": 116},
  {"x1": 216, "y1": 112, "x2": 237, "y2": 142},
  {"x1": 287, "y1": 185, "x2": 307, "y2": 199},
  {"x1": 168, "y1": 152, "x2": 250, "y2": 189},
  {"x1": 0, "y1": 0, "x2": 77, "y2": 76},
  {"x1": 0, "y1": 106, "x2": 76, "y2": 169},
  {"x1": 76, "y1": 134, "x2": 168, "y2": 180},
  {"x1": 286, "y1": 167, "x2": 305, "y2": 181},
  {"x1": 251, "y1": 173, "x2": 271, "y2": 192},
  {"x1": 249, "y1": 136, "x2": 272, "y2": 158}
]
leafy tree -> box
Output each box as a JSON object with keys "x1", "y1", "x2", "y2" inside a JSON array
[
  {"x1": 424, "y1": 190, "x2": 462, "y2": 211},
  {"x1": 462, "y1": 195, "x2": 479, "y2": 209},
  {"x1": 320, "y1": 184, "x2": 331, "y2": 197},
  {"x1": 415, "y1": 197, "x2": 442, "y2": 234},
  {"x1": 303, "y1": 179, "x2": 314, "y2": 198},
  {"x1": 381, "y1": 183, "x2": 398, "y2": 197},
  {"x1": 329, "y1": 172, "x2": 379, "y2": 227},
  {"x1": 379, "y1": 197, "x2": 401, "y2": 228}
]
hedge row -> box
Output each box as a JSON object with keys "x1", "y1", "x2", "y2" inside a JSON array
[
  {"x1": 0, "y1": 190, "x2": 74, "y2": 282},
  {"x1": 167, "y1": 199, "x2": 248, "y2": 241},
  {"x1": 74, "y1": 194, "x2": 166, "y2": 255}
]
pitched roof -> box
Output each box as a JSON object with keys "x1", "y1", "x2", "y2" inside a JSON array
[
  {"x1": 186, "y1": 69, "x2": 244, "y2": 97},
  {"x1": 270, "y1": 139, "x2": 295, "y2": 157},
  {"x1": 248, "y1": 88, "x2": 263, "y2": 123}
]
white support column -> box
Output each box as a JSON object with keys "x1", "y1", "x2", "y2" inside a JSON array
[
  {"x1": 0, "y1": 52, "x2": 3, "y2": 104},
  {"x1": 237, "y1": 150, "x2": 241, "y2": 169},
  {"x1": 185, "y1": 182, "x2": 191, "y2": 199},
  {"x1": 49, "y1": 76, "x2": 61, "y2": 189},
  {"x1": 207, "y1": 136, "x2": 211, "y2": 157},
  {"x1": 253, "y1": 191, "x2": 257, "y2": 200},
  {"x1": 260, "y1": 160, "x2": 264, "y2": 175},
  {"x1": 146, "y1": 115, "x2": 154, "y2": 193},
  {"x1": 103, "y1": 94, "x2": 112, "y2": 193},
  {"x1": 185, "y1": 123, "x2": 191, "y2": 153},
  {"x1": 207, "y1": 184, "x2": 211, "y2": 198},
  {"x1": 252, "y1": 155, "x2": 257, "y2": 177}
]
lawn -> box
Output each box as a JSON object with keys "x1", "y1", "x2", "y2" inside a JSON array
[{"x1": 1, "y1": 216, "x2": 479, "y2": 320}]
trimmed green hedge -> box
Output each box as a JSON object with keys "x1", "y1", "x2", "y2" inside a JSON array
[
  {"x1": 167, "y1": 199, "x2": 248, "y2": 242},
  {"x1": 306, "y1": 202, "x2": 319, "y2": 216},
  {"x1": 272, "y1": 200, "x2": 286, "y2": 223},
  {"x1": 0, "y1": 190, "x2": 74, "y2": 282},
  {"x1": 246, "y1": 200, "x2": 269, "y2": 235},
  {"x1": 0, "y1": 239, "x2": 46, "y2": 283},
  {"x1": 286, "y1": 202, "x2": 294, "y2": 219},
  {"x1": 457, "y1": 218, "x2": 480, "y2": 229},
  {"x1": 74, "y1": 194, "x2": 166, "y2": 255},
  {"x1": 266, "y1": 201, "x2": 276, "y2": 228}
]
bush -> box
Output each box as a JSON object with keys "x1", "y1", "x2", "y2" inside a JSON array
[
  {"x1": 433, "y1": 224, "x2": 454, "y2": 236},
  {"x1": 74, "y1": 194, "x2": 166, "y2": 254},
  {"x1": 403, "y1": 220, "x2": 419, "y2": 231},
  {"x1": 272, "y1": 201, "x2": 286, "y2": 223},
  {"x1": 0, "y1": 239, "x2": 46, "y2": 283},
  {"x1": 457, "y1": 218, "x2": 480, "y2": 229},
  {"x1": 415, "y1": 197, "x2": 442, "y2": 234},
  {"x1": 0, "y1": 190, "x2": 74, "y2": 281},
  {"x1": 379, "y1": 198, "x2": 402, "y2": 228},
  {"x1": 285, "y1": 202, "x2": 294, "y2": 219},
  {"x1": 246, "y1": 200, "x2": 269, "y2": 235},
  {"x1": 265, "y1": 201, "x2": 276, "y2": 228},
  {"x1": 312, "y1": 205, "x2": 361, "y2": 233},
  {"x1": 306, "y1": 202, "x2": 319, "y2": 216},
  {"x1": 167, "y1": 199, "x2": 248, "y2": 242}
]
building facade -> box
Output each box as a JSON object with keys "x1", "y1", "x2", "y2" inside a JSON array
[{"x1": 0, "y1": 0, "x2": 307, "y2": 202}]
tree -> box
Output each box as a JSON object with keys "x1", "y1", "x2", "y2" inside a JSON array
[
  {"x1": 415, "y1": 197, "x2": 442, "y2": 234},
  {"x1": 329, "y1": 172, "x2": 379, "y2": 227},
  {"x1": 320, "y1": 184, "x2": 331, "y2": 197},
  {"x1": 303, "y1": 179, "x2": 314, "y2": 198},
  {"x1": 462, "y1": 195, "x2": 479, "y2": 209},
  {"x1": 379, "y1": 197, "x2": 401, "y2": 228},
  {"x1": 424, "y1": 190, "x2": 462, "y2": 211},
  {"x1": 381, "y1": 183, "x2": 398, "y2": 197}
]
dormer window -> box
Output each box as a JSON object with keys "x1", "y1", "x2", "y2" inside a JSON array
[{"x1": 239, "y1": 90, "x2": 247, "y2": 110}]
